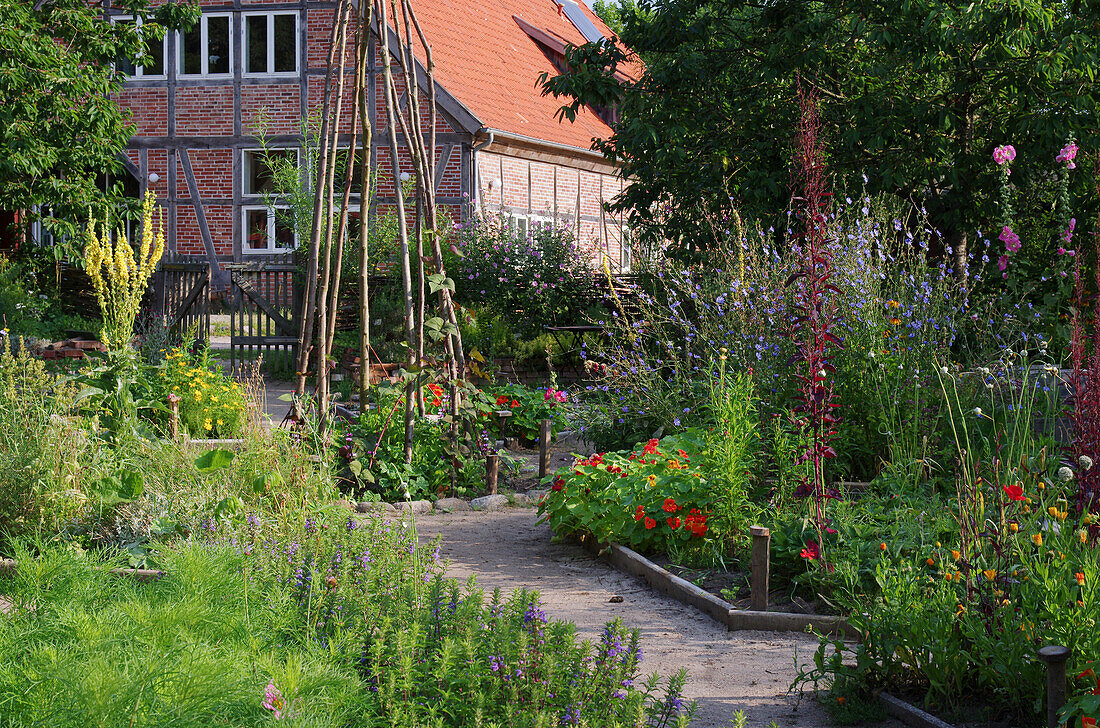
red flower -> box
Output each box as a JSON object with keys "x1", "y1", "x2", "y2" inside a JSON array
[
  {"x1": 1002, "y1": 484, "x2": 1025, "y2": 501},
  {"x1": 644, "y1": 517, "x2": 656, "y2": 530},
  {"x1": 677, "y1": 449, "x2": 689, "y2": 460},
  {"x1": 634, "y1": 505, "x2": 645, "y2": 521},
  {"x1": 590, "y1": 453, "x2": 604, "y2": 466},
  {"x1": 663, "y1": 497, "x2": 679, "y2": 513},
  {"x1": 496, "y1": 395, "x2": 510, "y2": 406},
  {"x1": 643, "y1": 438, "x2": 659, "y2": 455},
  {"x1": 431, "y1": 398, "x2": 442, "y2": 407},
  {"x1": 667, "y1": 516, "x2": 681, "y2": 529},
  {"x1": 800, "y1": 539, "x2": 821, "y2": 561},
  {"x1": 551, "y1": 477, "x2": 564, "y2": 491},
  {"x1": 1082, "y1": 718, "x2": 1097, "y2": 728},
  {"x1": 510, "y1": 399, "x2": 520, "y2": 408}
]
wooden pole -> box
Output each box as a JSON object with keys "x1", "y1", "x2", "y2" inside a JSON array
[
  {"x1": 485, "y1": 453, "x2": 499, "y2": 495},
  {"x1": 750, "y1": 525, "x2": 771, "y2": 611},
  {"x1": 1038, "y1": 645, "x2": 1070, "y2": 728},
  {"x1": 538, "y1": 418, "x2": 552, "y2": 480},
  {"x1": 168, "y1": 396, "x2": 180, "y2": 441}
]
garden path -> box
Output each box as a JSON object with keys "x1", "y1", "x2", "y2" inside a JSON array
[{"x1": 415, "y1": 508, "x2": 885, "y2": 728}]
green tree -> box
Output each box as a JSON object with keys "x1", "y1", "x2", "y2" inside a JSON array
[
  {"x1": 0, "y1": 0, "x2": 197, "y2": 247},
  {"x1": 543, "y1": 0, "x2": 1100, "y2": 258}
]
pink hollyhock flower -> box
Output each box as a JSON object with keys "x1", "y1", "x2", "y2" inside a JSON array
[
  {"x1": 993, "y1": 145, "x2": 1016, "y2": 165},
  {"x1": 1063, "y1": 218, "x2": 1077, "y2": 247},
  {"x1": 263, "y1": 682, "x2": 287, "y2": 719},
  {"x1": 999, "y1": 226, "x2": 1021, "y2": 253},
  {"x1": 997, "y1": 255, "x2": 1009, "y2": 272},
  {"x1": 1057, "y1": 141, "x2": 1079, "y2": 169}
]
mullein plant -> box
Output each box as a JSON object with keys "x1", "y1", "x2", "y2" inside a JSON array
[
  {"x1": 83, "y1": 189, "x2": 165, "y2": 351},
  {"x1": 788, "y1": 84, "x2": 844, "y2": 566}
]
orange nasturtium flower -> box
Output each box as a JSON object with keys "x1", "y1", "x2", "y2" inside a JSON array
[
  {"x1": 951, "y1": 550, "x2": 961, "y2": 561},
  {"x1": 926, "y1": 558, "x2": 935, "y2": 567},
  {"x1": 879, "y1": 542, "x2": 887, "y2": 551},
  {"x1": 1076, "y1": 572, "x2": 1086, "y2": 586}
]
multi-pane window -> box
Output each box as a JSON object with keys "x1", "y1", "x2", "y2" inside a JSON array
[
  {"x1": 115, "y1": 17, "x2": 165, "y2": 77},
  {"x1": 243, "y1": 207, "x2": 295, "y2": 253},
  {"x1": 244, "y1": 12, "x2": 298, "y2": 75},
  {"x1": 243, "y1": 149, "x2": 298, "y2": 196},
  {"x1": 180, "y1": 13, "x2": 231, "y2": 76}
]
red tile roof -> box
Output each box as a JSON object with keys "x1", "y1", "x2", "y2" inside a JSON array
[{"x1": 404, "y1": 0, "x2": 634, "y2": 152}]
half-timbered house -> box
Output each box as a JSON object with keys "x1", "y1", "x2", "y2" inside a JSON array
[{"x1": 110, "y1": 0, "x2": 635, "y2": 284}]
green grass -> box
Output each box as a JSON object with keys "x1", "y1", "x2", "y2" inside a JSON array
[{"x1": 0, "y1": 544, "x2": 364, "y2": 727}]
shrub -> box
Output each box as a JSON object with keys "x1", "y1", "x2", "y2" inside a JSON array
[
  {"x1": 450, "y1": 217, "x2": 595, "y2": 338},
  {"x1": 157, "y1": 344, "x2": 247, "y2": 438}
]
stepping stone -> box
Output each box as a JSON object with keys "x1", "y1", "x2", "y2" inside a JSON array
[
  {"x1": 470, "y1": 494, "x2": 509, "y2": 511},
  {"x1": 393, "y1": 500, "x2": 433, "y2": 515},
  {"x1": 434, "y1": 497, "x2": 471, "y2": 513}
]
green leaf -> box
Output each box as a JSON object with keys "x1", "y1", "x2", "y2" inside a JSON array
[{"x1": 195, "y1": 448, "x2": 235, "y2": 473}]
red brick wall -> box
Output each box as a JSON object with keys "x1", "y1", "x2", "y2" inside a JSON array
[
  {"x1": 242, "y1": 85, "x2": 302, "y2": 135},
  {"x1": 117, "y1": 88, "x2": 168, "y2": 136},
  {"x1": 175, "y1": 87, "x2": 234, "y2": 136},
  {"x1": 475, "y1": 151, "x2": 628, "y2": 270}
]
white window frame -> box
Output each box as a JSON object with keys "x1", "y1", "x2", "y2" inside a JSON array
[
  {"x1": 242, "y1": 11, "x2": 300, "y2": 76},
  {"x1": 178, "y1": 12, "x2": 233, "y2": 77},
  {"x1": 619, "y1": 224, "x2": 633, "y2": 272},
  {"x1": 242, "y1": 206, "x2": 295, "y2": 254},
  {"x1": 241, "y1": 147, "x2": 300, "y2": 198},
  {"x1": 113, "y1": 15, "x2": 167, "y2": 78}
]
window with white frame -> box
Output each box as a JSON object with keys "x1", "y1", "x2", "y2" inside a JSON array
[
  {"x1": 243, "y1": 207, "x2": 295, "y2": 254},
  {"x1": 619, "y1": 224, "x2": 633, "y2": 272},
  {"x1": 179, "y1": 13, "x2": 231, "y2": 76},
  {"x1": 244, "y1": 12, "x2": 298, "y2": 75},
  {"x1": 242, "y1": 148, "x2": 299, "y2": 197},
  {"x1": 115, "y1": 16, "x2": 166, "y2": 78}
]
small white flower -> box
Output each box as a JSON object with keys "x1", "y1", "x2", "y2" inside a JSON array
[
  {"x1": 1020, "y1": 350, "x2": 1028, "y2": 358},
  {"x1": 868, "y1": 350, "x2": 876, "y2": 359},
  {"x1": 399, "y1": 172, "x2": 411, "y2": 182},
  {"x1": 1081, "y1": 456, "x2": 1094, "y2": 471},
  {"x1": 973, "y1": 407, "x2": 983, "y2": 417},
  {"x1": 817, "y1": 369, "x2": 826, "y2": 378},
  {"x1": 941, "y1": 366, "x2": 949, "y2": 375},
  {"x1": 1057, "y1": 466, "x2": 1074, "y2": 483}
]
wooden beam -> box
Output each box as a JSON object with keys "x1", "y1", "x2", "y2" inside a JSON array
[
  {"x1": 179, "y1": 148, "x2": 228, "y2": 288},
  {"x1": 433, "y1": 142, "x2": 455, "y2": 192}
]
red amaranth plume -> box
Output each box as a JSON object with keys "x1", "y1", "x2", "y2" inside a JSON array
[{"x1": 787, "y1": 77, "x2": 844, "y2": 561}]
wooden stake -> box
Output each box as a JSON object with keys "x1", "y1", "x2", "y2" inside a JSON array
[
  {"x1": 168, "y1": 396, "x2": 180, "y2": 441},
  {"x1": 485, "y1": 453, "x2": 499, "y2": 495},
  {"x1": 750, "y1": 525, "x2": 771, "y2": 612},
  {"x1": 538, "y1": 419, "x2": 552, "y2": 480},
  {"x1": 1039, "y1": 645, "x2": 1070, "y2": 728}
]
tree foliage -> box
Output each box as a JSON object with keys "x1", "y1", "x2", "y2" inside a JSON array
[
  {"x1": 0, "y1": 0, "x2": 197, "y2": 242},
  {"x1": 543, "y1": 0, "x2": 1100, "y2": 255}
]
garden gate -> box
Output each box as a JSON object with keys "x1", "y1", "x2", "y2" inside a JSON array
[
  {"x1": 224, "y1": 253, "x2": 300, "y2": 376},
  {"x1": 154, "y1": 251, "x2": 211, "y2": 340}
]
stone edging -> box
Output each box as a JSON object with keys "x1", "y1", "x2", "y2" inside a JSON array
[
  {"x1": 571, "y1": 535, "x2": 858, "y2": 640},
  {"x1": 337, "y1": 489, "x2": 548, "y2": 516}
]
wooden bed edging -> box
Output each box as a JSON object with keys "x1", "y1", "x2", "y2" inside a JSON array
[
  {"x1": 570, "y1": 535, "x2": 858, "y2": 639},
  {"x1": 878, "y1": 692, "x2": 958, "y2": 728},
  {"x1": 0, "y1": 558, "x2": 164, "y2": 583}
]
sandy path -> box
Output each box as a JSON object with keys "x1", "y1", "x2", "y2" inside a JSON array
[{"x1": 415, "y1": 508, "x2": 841, "y2": 728}]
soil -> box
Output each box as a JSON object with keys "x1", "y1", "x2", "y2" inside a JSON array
[{"x1": 415, "y1": 507, "x2": 901, "y2": 728}]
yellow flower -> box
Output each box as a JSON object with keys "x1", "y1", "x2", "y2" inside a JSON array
[
  {"x1": 1032, "y1": 533, "x2": 1043, "y2": 546},
  {"x1": 1080, "y1": 530, "x2": 1089, "y2": 544},
  {"x1": 646, "y1": 474, "x2": 656, "y2": 487},
  {"x1": 204, "y1": 419, "x2": 212, "y2": 431},
  {"x1": 944, "y1": 573, "x2": 953, "y2": 581},
  {"x1": 983, "y1": 569, "x2": 997, "y2": 581},
  {"x1": 1010, "y1": 523, "x2": 1019, "y2": 533},
  {"x1": 951, "y1": 550, "x2": 961, "y2": 560}
]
